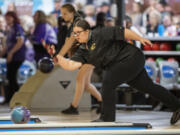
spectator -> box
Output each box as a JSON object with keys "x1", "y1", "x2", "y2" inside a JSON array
[
  {"x1": 0, "y1": 11, "x2": 26, "y2": 103},
  {"x1": 51, "y1": 0, "x2": 62, "y2": 18},
  {"x1": 92, "y1": 12, "x2": 106, "y2": 29},
  {"x1": 46, "y1": 14, "x2": 58, "y2": 34},
  {"x1": 130, "y1": 2, "x2": 143, "y2": 28},
  {"x1": 20, "y1": 15, "x2": 35, "y2": 62},
  {"x1": 84, "y1": 5, "x2": 96, "y2": 27},
  {"x1": 32, "y1": 10, "x2": 57, "y2": 63},
  {"x1": 163, "y1": 14, "x2": 177, "y2": 36},
  {"x1": 124, "y1": 15, "x2": 142, "y2": 48},
  {"x1": 99, "y1": 2, "x2": 111, "y2": 18},
  {"x1": 146, "y1": 10, "x2": 163, "y2": 36},
  {"x1": 105, "y1": 17, "x2": 115, "y2": 27}
]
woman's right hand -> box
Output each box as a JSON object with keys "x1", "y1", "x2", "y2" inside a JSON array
[{"x1": 41, "y1": 39, "x2": 56, "y2": 56}]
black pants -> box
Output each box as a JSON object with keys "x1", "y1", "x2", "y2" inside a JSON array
[
  {"x1": 6, "y1": 61, "x2": 23, "y2": 103},
  {"x1": 101, "y1": 50, "x2": 180, "y2": 121}
]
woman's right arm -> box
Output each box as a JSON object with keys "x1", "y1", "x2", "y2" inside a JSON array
[{"x1": 57, "y1": 54, "x2": 82, "y2": 71}]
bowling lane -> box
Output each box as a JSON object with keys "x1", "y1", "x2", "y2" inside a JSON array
[{"x1": 0, "y1": 122, "x2": 153, "y2": 135}]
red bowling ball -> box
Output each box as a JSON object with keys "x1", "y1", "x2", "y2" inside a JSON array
[
  {"x1": 152, "y1": 43, "x2": 160, "y2": 51},
  {"x1": 146, "y1": 57, "x2": 155, "y2": 62},
  {"x1": 160, "y1": 43, "x2": 171, "y2": 51},
  {"x1": 143, "y1": 44, "x2": 152, "y2": 51},
  {"x1": 168, "y1": 57, "x2": 176, "y2": 62}
]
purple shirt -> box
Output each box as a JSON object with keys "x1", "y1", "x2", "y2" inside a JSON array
[
  {"x1": 6, "y1": 24, "x2": 26, "y2": 61},
  {"x1": 32, "y1": 23, "x2": 57, "y2": 45}
]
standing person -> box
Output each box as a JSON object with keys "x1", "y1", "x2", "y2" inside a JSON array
[
  {"x1": 57, "y1": 20, "x2": 180, "y2": 125},
  {"x1": 0, "y1": 11, "x2": 26, "y2": 103},
  {"x1": 51, "y1": 4, "x2": 102, "y2": 114},
  {"x1": 32, "y1": 10, "x2": 57, "y2": 64}
]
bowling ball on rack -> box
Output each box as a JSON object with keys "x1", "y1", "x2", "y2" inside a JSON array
[
  {"x1": 178, "y1": 77, "x2": 180, "y2": 84},
  {"x1": 152, "y1": 43, "x2": 160, "y2": 51},
  {"x1": 38, "y1": 57, "x2": 54, "y2": 73},
  {"x1": 176, "y1": 43, "x2": 180, "y2": 51},
  {"x1": 146, "y1": 57, "x2": 155, "y2": 62},
  {"x1": 168, "y1": 57, "x2": 176, "y2": 62},
  {"x1": 160, "y1": 42, "x2": 171, "y2": 51},
  {"x1": 11, "y1": 106, "x2": 30, "y2": 124},
  {"x1": 155, "y1": 57, "x2": 164, "y2": 66},
  {"x1": 143, "y1": 44, "x2": 152, "y2": 51}
]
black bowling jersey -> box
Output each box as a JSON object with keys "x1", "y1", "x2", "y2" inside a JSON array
[{"x1": 86, "y1": 26, "x2": 141, "y2": 69}]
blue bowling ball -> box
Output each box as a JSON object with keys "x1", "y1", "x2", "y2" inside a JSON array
[
  {"x1": 38, "y1": 57, "x2": 54, "y2": 73},
  {"x1": 11, "y1": 106, "x2": 30, "y2": 124}
]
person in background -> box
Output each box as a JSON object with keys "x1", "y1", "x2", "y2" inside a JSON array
[
  {"x1": 32, "y1": 10, "x2": 57, "y2": 64},
  {"x1": 50, "y1": 4, "x2": 102, "y2": 114},
  {"x1": 19, "y1": 15, "x2": 35, "y2": 63},
  {"x1": 163, "y1": 14, "x2": 177, "y2": 36},
  {"x1": 99, "y1": 2, "x2": 111, "y2": 18},
  {"x1": 105, "y1": 17, "x2": 115, "y2": 27},
  {"x1": 51, "y1": 0, "x2": 62, "y2": 18},
  {"x1": 0, "y1": 11, "x2": 26, "y2": 103},
  {"x1": 130, "y1": 2, "x2": 143, "y2": 28},
  {"x1": 92, "y1": 12, "x2": 106, "y2": 30},
  {"x1": 146, "y1": 10, "x2": 164, "y2": 36},
  {"x1": 84, "y1": 5, "x2": 96, "y2": 27},
  {"x1": 46, "y1": 14, "x2": 58, "y2": 34},
  {"x1": 124, "y1": 15, "x2": 142, "y2": 48}
]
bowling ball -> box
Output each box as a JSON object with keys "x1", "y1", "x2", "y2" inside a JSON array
[
  {"x1": 152, "y1": 43, "x2": 160, "y2": 51},
  {"x1": 38, "y1": 57, "x2": 54, "y2": 73},
  {"x1": 160, "y1": 43, "x2": 171, "y2": 51},
  {"x1": 143, "y1": 44, "x2": 152, "y2": 51},
  {"x1": 168, "y1": 57, "x2": 176, "y2": 62},
  {"x1": 146, "y1": 57, "x2": 155, "y2": 62},
  {"x1": 176, "y1": 43, "x2": 180, "y2": 51},
  {"x1": 156, "y1": 57, "x2": 164, "y2": 66},
  {"x1": 11, "y1": 106, "x2": 30, "y2": 124}
]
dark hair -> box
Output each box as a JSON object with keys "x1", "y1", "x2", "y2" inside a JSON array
[
  {"x1": 34, "y1": 10, "x2": 46, "y2": 25},
  {"x1": 74, "y1": 20, "x2": 90, "y2": 30},
  {"x1": 96, "y1": 12, "x2": 106, "y2": 26},
  {"x1": 61, "y1": 4, "x2": 76, "y2": 13},
  {"x1": 5, "y1": 11, "x2": 20, "y2": 24}
]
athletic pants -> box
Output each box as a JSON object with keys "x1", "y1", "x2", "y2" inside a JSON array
[
  {"x1": 101, "y1": 50, "x2": 180, "y2": 121},
  {"x1": 6, "y1": 61, "x2": 23, "y2": 102}
]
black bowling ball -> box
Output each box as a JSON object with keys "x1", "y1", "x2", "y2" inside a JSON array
[{"x1": 38, "y1": 57, "x2": 54, "y2": 73}]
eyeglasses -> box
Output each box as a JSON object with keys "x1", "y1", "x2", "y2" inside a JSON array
[{"x1": 72, "y1": 30, "x2": 85, "y2": 37}]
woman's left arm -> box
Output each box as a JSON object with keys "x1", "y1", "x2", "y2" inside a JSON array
[{"x1": 124, "y1": 28, "x2": 152, "y2": 46}]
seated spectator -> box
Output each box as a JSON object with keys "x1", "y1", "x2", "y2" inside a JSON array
[
  {"x1": 146, "y1": 10, "x2": 164, "y2": 36},
  {"x1": 163, "y1": 14, "x2": 177, "y2": 36}
]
